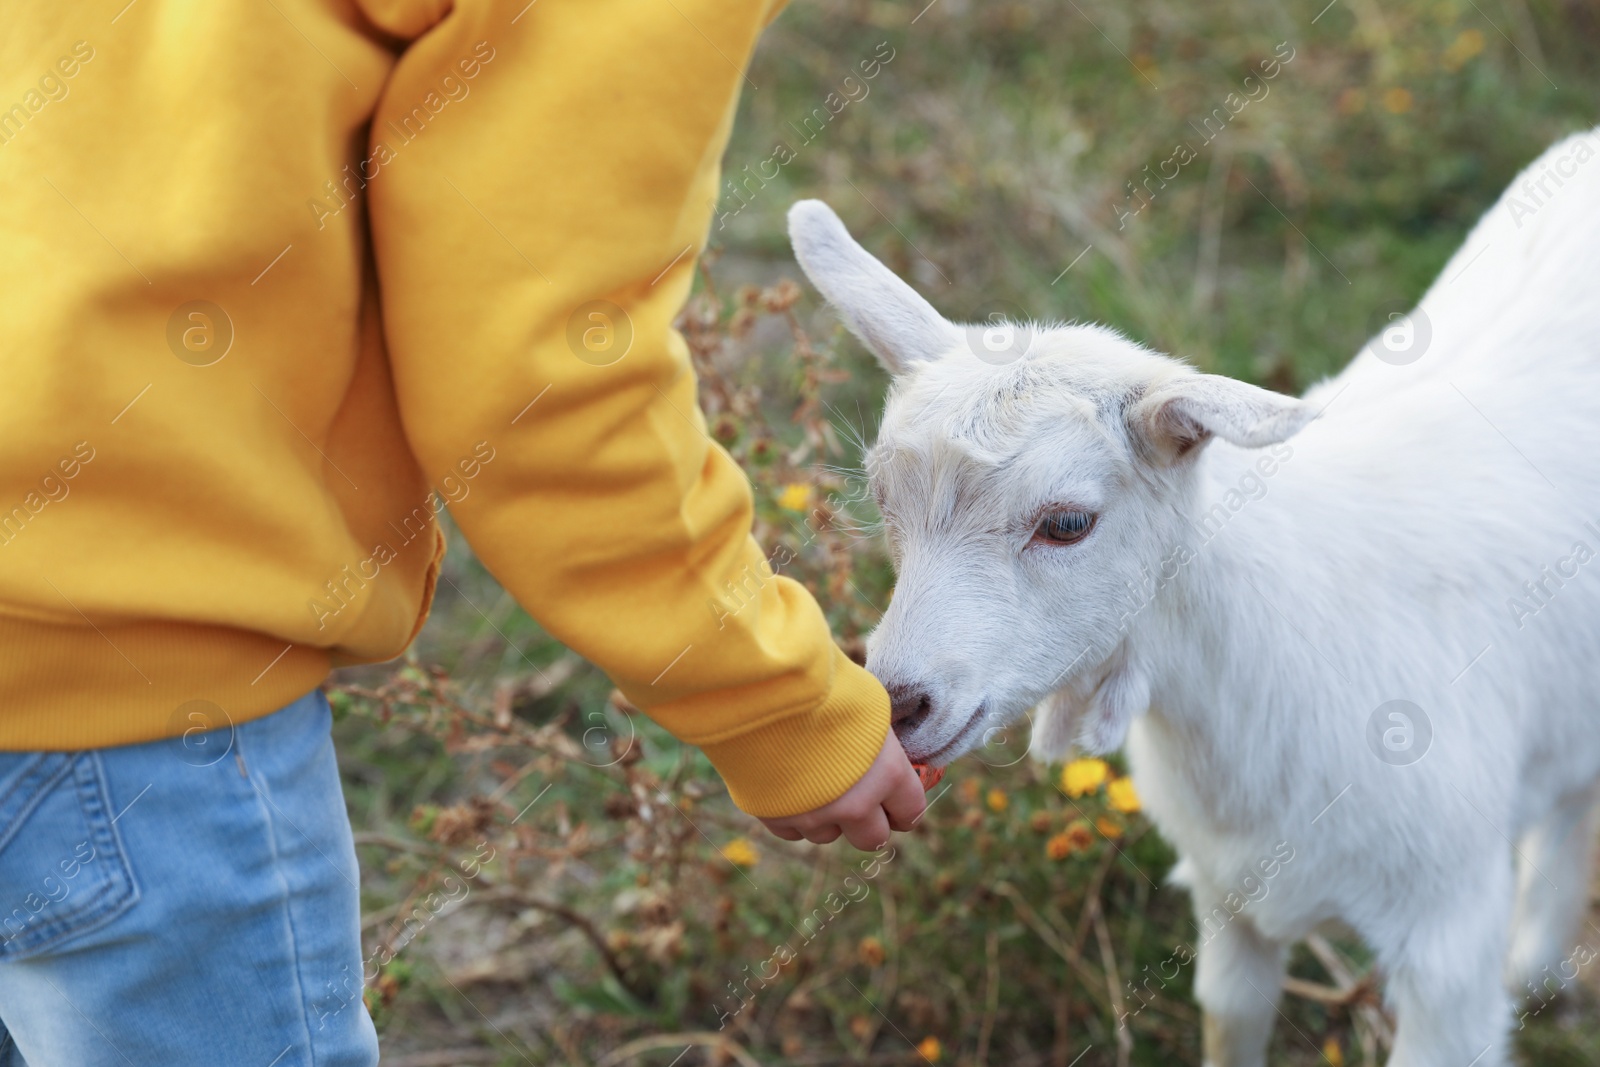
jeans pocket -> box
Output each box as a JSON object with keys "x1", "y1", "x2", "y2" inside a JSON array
[{"x1": 0, "y1": 752, "x2": 139, "y2": 960}]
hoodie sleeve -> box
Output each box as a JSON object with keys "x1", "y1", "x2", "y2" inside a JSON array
[{"x1": 360, "y1": 0, "x2": 889, "y2": 817}]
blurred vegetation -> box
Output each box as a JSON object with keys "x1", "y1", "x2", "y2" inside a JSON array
[{"x1": 335, "y1": 1, "x2": 1600, "y2": 1064}]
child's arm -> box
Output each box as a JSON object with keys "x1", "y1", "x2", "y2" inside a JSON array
[{"x1": 363, "y1": 0, "x2": 912, "y2": 827}]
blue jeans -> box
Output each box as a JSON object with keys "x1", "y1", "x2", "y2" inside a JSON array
[{"x1": 0, "y1": 691, "x2": 377, "y2": 1066}]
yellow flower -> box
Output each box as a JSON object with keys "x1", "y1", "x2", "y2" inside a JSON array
[
  {"x1": 916, "y1": 1036, "x2": 943, "y2": 1062},
  {"x1": 1107, "y1": 777, "x2": 1142, "y2": 813},
  {"x1": 1322, "y1": 1035, "x2": 1344, "y2": 1067},
  {"x1": 1382, "y1": 86, "x2": 1414, "y2": 114},
  {"x1": 1061, "y1": 758, "x2": 1110, "y2": 797},
  {"x1": 986, "y1": 788, "x2": 1008, "y2": 813},
  {"x1": 1095, "y1": 815, "x2": 1124, "y2": 840},
  {"x1": 719, "y1": 837, "x2": 759, "y2": 867},
  {"x1": 1442, "y1": 28, "x2": 1485, "y2": 71},
  {"x1": 777, "y1": 483, "x2": 813, "y2": 511}
]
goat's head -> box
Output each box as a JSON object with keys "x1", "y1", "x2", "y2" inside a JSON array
[{"x1": 788, "y1": 200, "x2": 1314, "y2": 765}]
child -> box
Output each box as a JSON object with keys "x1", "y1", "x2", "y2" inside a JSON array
[{"x1": 0, "y1": 1, "x2": 921, "y2": 1063}]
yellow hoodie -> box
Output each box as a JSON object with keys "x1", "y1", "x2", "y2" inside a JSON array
[{"x1": 0, "y1": 0, "x2": 888, "y2": 818}]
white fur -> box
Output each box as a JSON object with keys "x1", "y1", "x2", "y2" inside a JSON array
[{"x1": 787, "y1": 126, "x2": 1600, "y2": 1067}]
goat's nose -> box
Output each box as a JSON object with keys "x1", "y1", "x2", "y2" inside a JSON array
[{"x1": 887, "y1": 682, "x2": 933, "y2": 734}]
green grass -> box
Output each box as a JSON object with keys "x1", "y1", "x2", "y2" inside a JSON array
[{"x1": 335, "y1": 2, "x2": 1600, "y2": 1064}]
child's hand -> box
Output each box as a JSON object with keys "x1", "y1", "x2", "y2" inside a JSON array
[{"x1": 758, "y1": 729, "x2": 926, "y2": 850}]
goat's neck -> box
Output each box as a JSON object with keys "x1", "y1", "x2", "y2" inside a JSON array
[{"x1": 1126, "y1": 449, "x2": 1335, "y2": 826}]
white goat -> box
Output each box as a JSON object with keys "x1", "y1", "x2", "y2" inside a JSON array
[{"x1": 787, "y1": 126, "x2": 1600, "y2": 1067}]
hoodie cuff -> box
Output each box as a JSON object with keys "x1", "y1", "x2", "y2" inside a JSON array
[{"x1": 698, "y1": 647, "x2": 890, "y2": 819}]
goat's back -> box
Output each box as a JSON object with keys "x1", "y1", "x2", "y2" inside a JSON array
[
  {"x1": 1307, "y1": 126, "x2": 1600, "y2": 416},
  {"x1": 1197, "y1": 129, "x2": 1600, "y2": 832}
]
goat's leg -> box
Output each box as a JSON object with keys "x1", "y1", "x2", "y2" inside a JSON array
[
  {"x1": 1505, "y1": 782, "x2": 1600, "y2": 1003},
  {"x1": 1384, "y1": 859, "x2": 1515, "y2": 1067},
  {"x1": 1191, "y1": 883, "x2": 1286, "y2": 1067}
]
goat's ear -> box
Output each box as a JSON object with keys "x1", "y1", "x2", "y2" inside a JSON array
[
  {"x1": 787, "y1": 199, "x2": 961, "y2": 375},
  {"x1": 1130, "y1": 372, "x2": 1314, "y2": 463}
]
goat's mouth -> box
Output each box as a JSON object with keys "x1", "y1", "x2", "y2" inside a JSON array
[{"x1": 902, "y1": 703, "x2": 992, "y2": 767}]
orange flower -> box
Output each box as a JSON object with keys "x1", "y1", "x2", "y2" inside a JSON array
[
  {"x1": 1095, "y1": 815, "x2": 1124, "y2": 840},
  {"x1": 1047, "y1": 821, "x2": 1094, "y2": 860},
  {"x1": 986, "y1": 788, "x2": 1009, "y2": 813},
  {"x1": 917, "y1": 1036, "x2": 943, "y2": 1062},
  {"x1": 1029, "y1": 810, "x2": 1054, "y2": 833},
  {"x1": 1336, "y1": 87, "x2": 1366, "y2": 116},
  {"x1": 1382, "y1": 86, "x2": 1414, "y2": 114},
  {"x1": 858, "y1": 936, "x2": 886, "y2": 967},
  {"x1": 1442, "y1": 28, "x2": 1485, "y2": 71}
]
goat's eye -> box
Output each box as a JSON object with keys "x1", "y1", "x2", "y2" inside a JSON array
[{"x1": 1034, "y1": 510, "x2": 1096, "y2": 545}]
